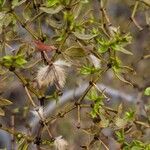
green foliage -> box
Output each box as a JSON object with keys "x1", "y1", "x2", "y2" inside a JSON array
[
  {"x1": 115, "y1": 130, "x2": 125, "y2": 143},
  {"x1": 123, "y1": 140, "x2": 150, "y2": 150},
  {"x1": 1, "y1": 55, "x2": 27, "y2": 68},
  {"x1": 46, "y1": 0, "x2": 60, "y2": 7},
  {"x1": 80, "y1": 65, "x2": 100, "y2": 75},
  {"x1": 144, "y1": 87, "x2": 150, "y2": 96},
  {"x1": 0, "y1": 12, "x2": 15, "y2": 33},
  {"x1": 40, "y1": 5, "x2": 64, "y2": 14},
  {"x1": 65, "y1": 46, "x2": 86, "y2": 58},
  {"x1": 18, "y1": 139, "x2": 29, "y2": 150},
  {"x1": 0, "y1": 0, "x2": 5, "y2": 8},
  {"x1": 97, "y1": 30, "x2": 132, "y2": 55},
  {"x1": 87, "y1": 89, "x2": 104, "y2": 118},
  {"x1": 125, "y1": 110, "x2": 135, "y2": 121},
  {"x1": 73, "y1": 32, "x2": 98, "y2": 40},
  {"x1": 11, "y1": 0, "x2": 26, "y2": 9}
]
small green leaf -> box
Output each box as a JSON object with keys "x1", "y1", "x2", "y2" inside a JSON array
[
  {"x1": 3, "y1": 55, "x2": 12, "y2": 61},
  {"x1": 65, "y1": 46, "x2": 86, "y2": 58},
  {"x1": 115, "y1": 130, "x2": 125, "y2": 142},
  {"x1": 98, "y1": 39, "x2": 110, "y2": 53},
  {"x1": 46, "y1": 0, "x2": 60, "y2": 7},
  {"x1": 18, "y1": 139, "x2": 29, "y2": 150},
  {"x1": 2, "y1": 55, "x2": 27, "y2": 68},
  {"x1": 80, "y1": 66, "x2": 100, "y2": 75},
  {"x1": 12, "y1": 0, "x2": 26, "y2": 9},
  {"x1": 15, "y1": 57, "x2": 27, "y2": 67},
  {"x1": 98, "y1": 45, "x2": 109, "y2": 53},
  {"x1": 73, "y1": 32, "x2": 98, "y2": 40},
  {"x1": 114, "y1": 71, "x2": 133, "y2": 86},
  {"x1": 0, "y1": 98, "x2": 13, "y2": 106},
  {"x1": 87, "y1": 89, "x2": 98, "y2": 101},
  {"x1": 2, "y1": 55, "x2": 13, "y2": 67},
  {"x1": 113, "y1": 45, "x2": 133, "y2": 55},
  {"x1": 144, "y1": 87, "x2": 150, "y2": 96},
  {"x1": 40, "y1": 5, "x2": 64, "y2": 14},
  {"x1": 125, "y1": 110, "x2": 135, "y2": 121},
  {"x1": 47, "y1": 19, "x2": 63, "y2": 29}
]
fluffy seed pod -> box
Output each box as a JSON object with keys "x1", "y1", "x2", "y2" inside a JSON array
[
  {"x1": 54, "y1": 136, "x2": 68, "y2": 150},
  {"x1": 36, "y1": 60, "x2": 70, "y2": 89}
]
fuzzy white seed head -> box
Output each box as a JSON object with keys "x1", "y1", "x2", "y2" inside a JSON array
[
  {"x1": 36, "y1": 60, "x2": 70, "y2": 89},
  {"x1": 54, "y1": 136, "x2": 68, "y2": 150},
  {"x1": 109, "y1": 26, "x2": 119, "y2": 36},
  {"x1": 54, "y1": 59, "x2": 71, "y2": 67}
]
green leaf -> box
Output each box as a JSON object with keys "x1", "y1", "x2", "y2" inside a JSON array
[
  {"x1": 144, "y1": 87, "x2": 150, "y2": 96},
  {"x1": 40, "y1": 5, "x2": 64, "y2": 14},
  {"x1": 80, "y1": 66, "x2": 100, "y2": 75},
  {"x1": 15, "y1": 57, "x2": 27, "y2": 67},
  {"x1": 0, "y1": 107, "x2": 5, "y2": 116},
  {"x1": 114, "y1": 71, "x2": 133, "y2": 86},
  {"x1": 2, "y1": 55, "x2": 13, "y2": 67},
  {"x1": 65, "y1": 46, "x2": 86, "y2": 58},
  {"x1": 98, "y1": 39, "x2": 110, "y2": 53},
  {"x1": 90, "y1": 102, "x2": 101, "y2": 118},
  {"x1": 131, "y1": 146, "x2": 142, "y2": 150},
  {"x1": 98, "y1": 45, "x2": 109, "y2": 53},
  {"x1": 112, "y1": 45, "x2": 133, "y2": 55},
  {"x1": 47, "y1": 18, "x2": 63, "y2": 29},
  {"x1": 18, "y1": 139, "x2": 29, "y2": 150},
  {"x1": 115, "y1": 130, "x2": 125, "y2": 142},
  {"x1": 2, "y1": 55, "x2": 27, "y2": 68},
  {"x1": 12, "y1": 0, "x2": 26, "y2": 9},
  {"x1": 46, "y1": 0, "x2": 60, "y2": 7},
  {"x1": 3, "y1": 55, "x2": 12, "y2": 61},
  {"x1": 0, "y1": 98, "x2": 13, "y2": 106},
  {"x1": 125, "y1": 110, "x2": 135, "y2": 121},
  {"x1": 0, "y1": 0, "x2": 5, "y2": 7},
  {"x1": 112, "y1": 57, "x2": 122, "y2": 73},
  {"x1": 87, "y1": 89, "x2": 98, "y2": 101},
  {"x1": 73, "y1": 32, "x2": 98, "y2": 40}
]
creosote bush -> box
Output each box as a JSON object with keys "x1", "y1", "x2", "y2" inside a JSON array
[{"x1": 0, "y1": 0, "x2": 150, "y2": 150}]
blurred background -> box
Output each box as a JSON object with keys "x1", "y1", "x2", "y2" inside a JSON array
[{"x1": 0, "y1": 0, "x2": 150, "y2": 149}]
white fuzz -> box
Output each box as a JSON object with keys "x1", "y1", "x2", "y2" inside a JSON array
[
  {"x1": 54, "y1": 59, "x2": 71, "y2": 67},
  {"x1": 109, "y1": 26, "x2": 119, "y2": 36},
  {"x1": 89, "y1": 54, "x2": 101, "y2": 68},
  {"x1": 54, "y1": 136, "x2": 68, "y2": 150},
  {"x1": 36, "y1": 60, "x2": 70, "y2": 89}
]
